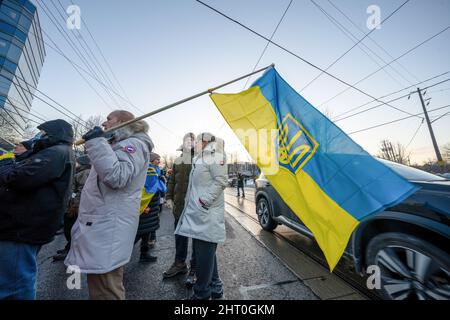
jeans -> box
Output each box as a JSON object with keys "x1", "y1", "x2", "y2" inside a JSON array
[
  {"x1": 237, "y1": 185, "x2": 245, "y2": 197},
  {"x1": 192, "y1": 239, "x2": 223, "y2": 299},
  {"x1": 174, "y1": 218, "x2": 196, "y2": 269},
  {"x1": 0, "y1": 241, "x2": 41, "y2": 300}
]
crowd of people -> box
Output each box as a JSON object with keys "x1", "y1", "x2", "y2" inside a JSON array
[{"x1": 0, "y1": 110, "x2": 228, "y2": 300}]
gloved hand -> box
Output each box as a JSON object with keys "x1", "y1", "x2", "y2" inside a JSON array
[
  {"x1": 165, "y1": 199, "x2": 174, "y2": 210},
  {"x1": 82, "y1": 126, "x2": 104, "y2": 142}
]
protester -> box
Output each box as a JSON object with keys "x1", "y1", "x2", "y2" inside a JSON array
[
  {"x1": 163, "y1": 133, "x2": 198, "y2": 286},
  {"x1": 175, "y1": 132, "x2": 227, "y2": 300},
  {"x1": 0, "y1": 120, "x2": 75, "y2": 300},
  {"x1": 237, "y1": 172, "x2": 245, "y2": 198},
  {"x1": 13, "y1": 140, "x2": 33, "y2": 161},
  {"x1": 135, "y1": 152, "x2": 167, "y2": 263},
  {"x1": 65, "y1": 110, "x2": 153, "y2": 300},
  {"x1": 53, "y1": 154, "x2": 91, "y2": 261}
]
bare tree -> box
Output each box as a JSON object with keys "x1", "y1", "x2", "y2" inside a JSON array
[
  {"x1": 378, "y1": 139, "x2": 410, "y2": 165},
  {"x1": 70, "y1": 114, "x2": 104, "y2": 153},
  {"x1": 0, "y1": 109, "x2": 21, "y2": 142},
  {"x1": 161, "y1": 154, "x2": 175, "y2": 170},
  {"x1": 85, "y1": 115, "x2": 104, "y2": 130},
  {"x1": 442, "y1": 142, "x2": 450, "y2": 163}
]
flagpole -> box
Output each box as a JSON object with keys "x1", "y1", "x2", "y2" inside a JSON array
[{"x1": 74, "y1": 63, "x2": 274, "y2": 145}]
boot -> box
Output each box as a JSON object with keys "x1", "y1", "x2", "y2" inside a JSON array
[
  {"x1": 163, "y1": 261, "x2": 188, "y2": 278},
  {"x1": 140, "y1": 252, "x2": 157, "y2": 263}
]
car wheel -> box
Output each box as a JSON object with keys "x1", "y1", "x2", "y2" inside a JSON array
[
  {"x1": 256, "y1": 197, "x2": 277, "y2": 231},
  {"x1": 366, "y1": 232, "x2": 450, "y2": 300}
]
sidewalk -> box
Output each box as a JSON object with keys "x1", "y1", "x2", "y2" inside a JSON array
[{"x1": 36, "y1": 206, "x2": 318, "y2": 300}]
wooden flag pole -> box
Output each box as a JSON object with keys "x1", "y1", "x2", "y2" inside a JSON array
[{"x1": 74, "y1": 64, "x2": 274, "y2": 145}]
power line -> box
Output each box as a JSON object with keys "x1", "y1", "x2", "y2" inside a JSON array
[
  {"x1": 242, "y1": 0, "x2": 293, "y2": 90},
  {"x1": 41, "y1": 29, "x2": 117, "y2": 113},
  {"x1": 427, "y1": 87, "x2": 450, "y2": 95},
  {"x1": 0, "y1": 61, "x2": 90, "y2": 126},
  {"x1": 2, "y1": 107, "x2": 41, "y2": 126},
  {"x1": 37, "y1": 1, "x2": 117, "y2": 111},
  {"x1": 42, "y1": 0, "x2": 121, "y2": 109},
  {"x1": 348, "y1": 104, "x2": 450, "y2": 135},
  {"x1": 218, "y1": 0, "x2": 293, "y2": 134},
  {"x1": 53, "y1": 0, "x2": 147, "y2": 116},
  {"x1": 195, "y1": 0, "x2": 423, "y2": 119},
  {"x1": 1, "y1": 106, "x2": 25, "y2": 132},
  {"x1": 405, "y1": 119, "x2": 424, "y2": 149},
  {"x1": 431, "y1": 111, "x2": 450, "y2": 123},
  {"x1": 334, "y1": 78, "x2": 450, "y2": 122},
  {"x1": 300, "y1": 0, "x2": 411, "y2": 92},
  {"x1": 319, "y1": 25, "x2": 450, "y2": 107},
  {"x1": 327, "y1": 0, "x2": 420, "y2": 84},
  {"x1": 27, "y1": 24, "x2": 183, "y2": 140},
  {"x1": 0, "y1": 111, "x2": 25, "y2": 136},
  {"x1": 333, "y1": 71, "x2": 450, "y2": 119},
  {"x1": 67, "y1": 0, "x2": 137, "y2": 110},
  {"x1": 4, "y1": 96, "x2": 48, "y2": 123},
  {"x1": 0, "y1": 72, "x2": 89, "y2": 129},
  {"x1": 53, "y1": 0, "x2": 124, "y2": 108},
  {"x1": 310, "y1": 0, "x2": 409, "y2": 87}
]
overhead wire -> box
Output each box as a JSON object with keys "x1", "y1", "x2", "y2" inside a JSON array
[
  {"x1": 327, "y1": 0, "x2": 420, "y2": 83},
  {"x1": 334, "y1": 78, "x2": 450, "y2": 122},
  {"x1": 194, "y1": 0, "x2": 424, "y2": 119},
  {"x1": 348, "y1": 104, "x2": 450, "y2": 134},
  {"x1": 218, "y1": 0, "x2": 293, "y2": 134},
  {"x1": 319, "y1": 25, "x2": 450, "y2": 108},
  {"x1": 333, "y1": 71, "x2": 450, "y2": 119},
  {"x1": 52, "y1": 0, "x2": 125, "y2": 108},
  {"x1": 300, "y1": 0, "x2": 411, "y2": 92},
  {"x1": 310, "y1": 0, "x2": 409, "y2": 87}
]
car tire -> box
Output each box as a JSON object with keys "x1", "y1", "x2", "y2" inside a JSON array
[
  {"x1": 256, "y1": 197, "x2": 278, "y2": 231},
  {"x1": 365, "y1": 232, "x2": 450, "y2": 300}
]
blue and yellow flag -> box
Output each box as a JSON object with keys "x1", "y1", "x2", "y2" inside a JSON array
[
  {"x1": 210, "y1": 67, "x2": 419, "y2": 270},
  {"x1": 140, "y1": 164, "x2": 167, "y2": 214}
]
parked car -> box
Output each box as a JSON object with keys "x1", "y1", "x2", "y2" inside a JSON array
[{"x1": 255, "y1": 159, "x2": 450, "y2": 300}]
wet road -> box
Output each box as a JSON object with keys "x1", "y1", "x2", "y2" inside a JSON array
[
  {"x1": 35, "y1": 187, "x2": 374, "y2": 300},
  {"x1": 224, "y1": 187, "x2": 374, "y2": 300},
  {"x1": 36, "y1": 198, "x2": 319, "y2": 300}
]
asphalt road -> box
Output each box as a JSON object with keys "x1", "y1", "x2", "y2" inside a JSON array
[{"x1": 36, "y1": 199, "x2": 319, "y2": 300}]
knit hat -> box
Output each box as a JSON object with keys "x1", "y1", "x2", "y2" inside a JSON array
[{"x1": 150, "y1": 152, "x2": 161, "y2": 162}]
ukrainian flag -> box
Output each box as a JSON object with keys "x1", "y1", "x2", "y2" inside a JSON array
[
  {"x1": 210, "y1": 67, "x2": 419, "y2": 270},
  {"x1": 140, "y1": 164, "x2": 167, "y2": 214}
]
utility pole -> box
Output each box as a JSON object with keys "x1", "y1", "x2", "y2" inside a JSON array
[{"x1": 417, "y1": 87, "x2": 443, "y2": 162}]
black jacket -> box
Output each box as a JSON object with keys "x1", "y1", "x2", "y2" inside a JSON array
[
  {"x1": 0, "y1": 120, "x2": 75, "y2": 245},
  {"x1": 237, "y1": 173, "x2": 245, "y2": 187},
  {"x1": 137, "y1": 193, "x2": 160, "y2": 235}
]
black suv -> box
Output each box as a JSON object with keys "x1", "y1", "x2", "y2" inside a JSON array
[{"x1": 255, "y1": 159, "x2": 450, "y2": 300}]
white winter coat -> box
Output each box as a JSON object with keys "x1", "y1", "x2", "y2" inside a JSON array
[
  {"x1": 174, "y1": 141, "x2": 228, "y2": 244},
  {"x1": 65, "y1": 131, "x2": 153, "y2": 273}
]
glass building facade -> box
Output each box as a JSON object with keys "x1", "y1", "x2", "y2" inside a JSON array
[{"x1": 0, "y1": 0, "x2": 45, "y2": 141}]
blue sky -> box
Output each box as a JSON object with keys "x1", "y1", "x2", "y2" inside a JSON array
[{"x1": 31, "y1": 0, "x2": 450, "y2": 163}]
